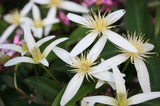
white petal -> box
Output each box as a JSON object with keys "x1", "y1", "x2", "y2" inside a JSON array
[
  {"x1": 107, "y1": 81, "x2": 116, "y2": 90},
  {"x1": 95, "y1": 80, "x2": 106, "y2": 89},
  {"x1": 0, "y1": 25, "x2": 17, "y2": 43},
  {"x1": 46, "y1": 7, "x2": 57, "y2": 19},
  {"x1": 32, "y1": 27, "x2": 43, "y2": 38},
  {"x1": 3, "y1": 14, "x2": 12, "y2": 23},
  {"x1": 52, "y1": 46, "x2": 73, "y2": 65},
  {"x1": 105, "y1": 30, "x2": 138, "y2": 53},
  {"x1": 43, "y1": 18, "x2": 60, "y2": 26},
  {"x1": 4, "y1": 57, "x2": 34, "y2": 66},
  {"x1": 0, "y1": 44, "x2": 23, "y2": 53},
  {"x1": 67, "y1": 13, "x2": 89, "y2": 26},
  {"x1": 134, "y1": 58, "x2": 151, "y2": 93},
  {"x1": 144, "y1": 43, "x2": 154, "y2": 52},
  {"x1": 92, "y1": 54, "x2": 128, "y2": 74},
  {"x1": 106, "y1": 9, "x2": 126, "y2": 25},
  {"x1": 36, "y1": 35, "x2": 55, "y2": 47},
  {"x1": 32, "y1": 4, "x2": 41, "y2": 21},
  {"x1": 42, "y1": 38, "x2": 68, "y2": 57},
  {"x1": 88, "y1": 35, "x2": 107, "y2": 62},
  {"x1": 44, "y1": 25, "x2": 52, "y2": 36},
  {"x1": 22, "y1": 23, "x2": 36, "y2": 51},
  {"x1": 112, "y1": 66, "x2": 126, "y2": 94},
  {"x1": 59, "y1": 1, "x2": 89, "y2": 13},
  {"x1": 20, "y1": 1, "x2": 34, "y2": 16},
  {"x1": 91, "y1": 71, "x2": 114, "y2": 82},
  {"x1": 60, "y1": 73, "x2": 84, "y2": 106},
  {"x1": 70, "y1": 32, "x2": 98, "y2": 57},
  {"x1": 127, "y1": 92, "x2": 160, "y2": 105},
  {"x1": 82, "y1": 96, "x2": 116, "y2": 105},
  {"x1": 38, "y1": 58, "x2": 49, "y2": 67},
  {"x1": 81, "y1": 100, "x2": 94, "y2": 106},
  {"x1": 31, "y1": 0, "x2": 49, "y2": 5}
]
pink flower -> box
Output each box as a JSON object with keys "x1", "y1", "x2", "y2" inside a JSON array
[{"x1": 59, "y1": 10, "x2": 70, "y2": 26}]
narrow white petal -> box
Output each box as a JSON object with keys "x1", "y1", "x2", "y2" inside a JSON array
[
  {"x1": 52, "y1": 46, "x2": 73, "y2": 65},
  {"x1": 33, "y1": 27, "x2": 43, "y2": 38},
  {"x1": 43, "y1": 18, "x2": 60, "y2": 26},
  {"x1": 22, "y1": 23, "x2": 36, "y2": 51},
  {"x1": 134, "y1": 58, "x2": 151, "y2": 93},
  {"x1": 108, "y1": 81, "x2": 116, "y2": 90},
  {"x1": 46, "y1": 7, "x2": 57, "y2": 19},
  {"x1": 20, "y1": 1, "x2": 34, "y2": 16},
  {"x1": 44, "y1": 25, "x2": 52, "y2": 36},
  {"x1": 70, "y1": 32, "x2": 98, "y2": 57},
  {"x1": 32, "y1": 4, "x2": 41, "y2": 21},
  {"x1": 36, "y1": 35, "x2": 55, "y2": 47},
  {"x1": 88, "y1": 35, "x2": 107, "y2": 62},
  {"x1": 3, "y1": 14, "x2": 12, "y2": 23},
  {"x1": 105, "y1": 30, "x2": 137, "y2": 53},
  {"x1": 38, "y1": 58, "x2": 49, "y2": 67},
  {"x1": 31, "y1": 0, "x2": 49, "y2": 5},
  {"x1": 83, "y1": 96, "x2": 116, "y2": 105},
  {"x1": 60, "y1": 73, "x2": 84, "y2": 106},
  {"x1": 67, "y1": 13, "x2": 89, "y2": 26},
  {"x1": 92, "y1": 54, "x2": 128, "y2": 74},
  {"x1": 95, "y1": 80, "x2": 106, "y2": 89},
  {"x1": 112, "y1": 66, "x2": 126, "y2": 94},
  {"x1": 60, "y1": 1, "x2": 89, "y2": 13},
  {"x1": 127, "y1": 92, "x2": 160, "y2": 105},
  {"x1": 4, "y1": 57, "x2": 34, "y2": 66},
  {"x1": 42, "y1": 38, "x2": 68, "y2": 57},
  {"x1": 107, "y1": 9, "x2": 126, "y2": 25},
  {"x1": 91, "y1": 71, "x2": 114, "y2": 82},
  {"x1": 0, "y1": 25, "x2": 17, "y2": 43},
  {"x1": 0, "y1": 44, "x2": 23, "y2": 53},
  {"x1": 144, "y1": 43, "x2": 154, "y2": 52}
]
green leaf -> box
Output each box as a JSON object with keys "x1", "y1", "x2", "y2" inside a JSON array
[
  {"x1": 25, "y1": 77, "x2": 61, "y2": 102},
  {"x1": 154, "y1": 6, "x2": 160, "y2": 38},
  {"x1": 0, "y1": 74, "x2": 14, "y2": 88},
  {"x1": 64, "y1": 26, "x2": 89, "y2": 47},
  {"x1": 124, "y1": 0, "x2": 153, "y2": 36},
  {"x1": 52, "y1": 79, "x2": 96, "y2": 106}
]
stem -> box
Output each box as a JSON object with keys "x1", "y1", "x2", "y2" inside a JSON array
[
  {"x1": 122, "y1": 59, "x2": 130, "y2": 73},
  {"x1": 40, "y1": 64, "x2": 63, "y2": 87},
  {"x1": 34, "y1": 65, "x2": 39, "y2": 76}
]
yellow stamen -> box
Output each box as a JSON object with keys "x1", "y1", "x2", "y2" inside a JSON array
[
  {"x1": 31, "y1": 47, "x2": 44, "y2": 63},
  {"x1": 119, "y1": 31, "x2": 153, "y2": 63},
  {"x1": 0, "y1": 51, "x2": 10, "y2": 65},
  {"x1": 21, "y1": 41, "x2": 29, "y2": 52},
  {"x1": 9, "y1": 10, "x2": 21, "y2": 24},
  {"x1": 82, "y1": 10, "x2": 115, "y2": 34},
  {"x1": 116, "y1": 93, "x2": 127, "y2": 106},
  {"x1": 47, "y1": 0, "x2": 62, "y2": 7},
  {"x1": 33, "y1": 20, "x2": 43, "y2": 28},
  {"x1": 69, "y1": 53, "x2": 96, "y2": 81}
]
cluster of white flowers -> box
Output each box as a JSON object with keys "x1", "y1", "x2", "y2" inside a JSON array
[{"x1": 0, "y1": 1, "x2": 160, "y2": 106}]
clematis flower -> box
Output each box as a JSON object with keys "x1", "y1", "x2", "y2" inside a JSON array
[
  {"x1": 4, "y1": 23, "x2": 68, "y2": 67},
  {"x1": 53, "y1": 35, "x2": 117, "y2": 106},
  {"x1": 27, "y1": 4, "x2": 60, "y2": 38},
  {"x1": 67, "y1": 9, "x2": 137, "y2": 57},
  {"x1": 82, "y1": 66, "x2": 160, "y2": 106},
  {"x1": 0, "y1": 1, "x2": 33, "y2": 43},
  {"x1": 31, "y1": 0, "x2": 89, "y2": 21}
]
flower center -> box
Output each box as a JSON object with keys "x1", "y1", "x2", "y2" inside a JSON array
[
  {"x1": 116, "y1": 93, "x2": 127, "y2": 106},
  {"x1": 119, "y1": 32, "x2": 152, "y2": 62},
  {"x1": 31, "y1": 47, "x2": 44, "y2": 62},
  {"x1": 70, "y1": 53, "x2": 95, "y2": 79},
  {"x1": 82, "y1": 10, "x2": 113, "y2": 34},
  {"x1": 33, "y1": 20, "x2": 43, "y2": 28},
  {"x1": 9, "y1": 10, "x2": 21, "y2": 24},
  {"x1": 48, "y1": 0, "x2": 61, "y2": 7}
]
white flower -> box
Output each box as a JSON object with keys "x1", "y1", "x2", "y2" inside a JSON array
[
  {"x1": 27, "y1": 4, "x2": 60, "y2": 38},
  {"x1": 67, "y1": 9, "x2": 138, "y2": 57},
  {"x1": 52, "y1": 35, "x2": 116, "y2": 106},
  {"x1": 4, "y1": 23, "x2": 68, "y2": 67},
  {"x1": 0, "y1": 1, "x2": 33, "y2": 43},
  {"x1": 82, "y1": 66, "x2": 160, "y2": 106},
  {"x1": 31, "y1": 0, "x2": 89, "y2": 13}
]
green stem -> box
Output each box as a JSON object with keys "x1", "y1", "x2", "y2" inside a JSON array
[
  {"x1": 122, "y1": 59, "x2": 130, "y2": 73},
  {"x1": 40, "y1": 64, "x2": 63, "y2": 87}
]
